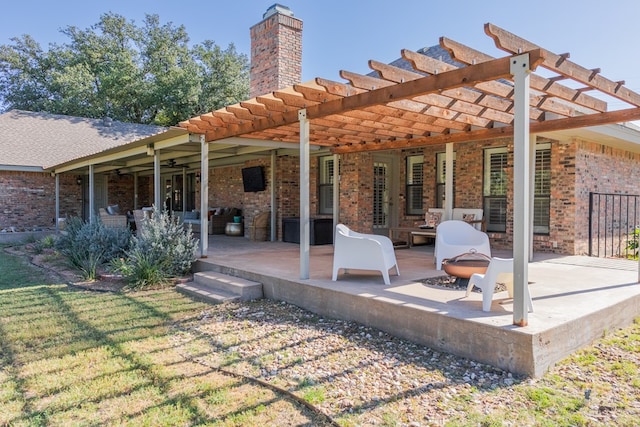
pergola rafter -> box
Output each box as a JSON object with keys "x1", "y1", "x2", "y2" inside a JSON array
[
  {"x1": 485, "y1": 23, "x2": 640, "y2": 107},
  {"x1": 177, "y1": 23, "x2": 640, "y2": 155}
]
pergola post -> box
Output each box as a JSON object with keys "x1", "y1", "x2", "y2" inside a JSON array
[
  {"x1": 529, "y1": 135, "x2": 536, "y2": 262},
  {"x1": 200, "y1": 134, "x2": 209, "y2": 257},
  {"x1": 332, "y1": 153, "x2": 340, "y2": 234},
  {"x1": 444, "y1": 143, "x2": 454, "y2": 219},
  {"x1": 299, "y1": 109, "x2": 310, "y2": 279},
  {"x1": 270, "y1": 150, "x2": 276, "y2": 241},
  {"x1": 511, "y1": 53, "x2": 532, "y2": 326}
]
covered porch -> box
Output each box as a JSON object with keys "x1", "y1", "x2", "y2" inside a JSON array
[{"x1": 192, "y1": 235, "x2": 640, "y2": 377}]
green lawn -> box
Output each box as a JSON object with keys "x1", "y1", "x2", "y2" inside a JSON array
[
  {"x1": 1, "y1": 244, "x2": 639, "y2": 426},
  {"x1": 0, "y1": 247, "x2": 328, "y2": 426}
]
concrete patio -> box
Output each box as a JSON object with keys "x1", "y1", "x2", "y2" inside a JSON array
[{"x1": 192, "y1": 234, "x2": 640, "y2": 377}]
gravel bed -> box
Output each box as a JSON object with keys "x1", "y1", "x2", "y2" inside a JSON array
[{"x1": 178, "y1": 299, "x2": 521, "y2": 426}]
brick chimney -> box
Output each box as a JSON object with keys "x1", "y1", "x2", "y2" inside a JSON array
[{"x1": 249, "y1": 4, "x2": 303, "y2": 98}]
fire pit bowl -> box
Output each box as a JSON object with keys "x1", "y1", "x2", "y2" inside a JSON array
[{"x1": 441, "y1": 251, "x2": 491, "y2": 279}]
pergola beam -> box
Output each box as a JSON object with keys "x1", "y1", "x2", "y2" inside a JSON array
[
  {"x1": 402, "y1": 48, "x2": 577, "y2": 120},
  {"x1": 332, "y1": 106, "x2": 640, "y2": 154},
  {"x1": 203, "y1": 51, "x2": 545, "y2": 142},
  {"x1": 439, "y1": 36, "x2": 608, "y2": 113}
]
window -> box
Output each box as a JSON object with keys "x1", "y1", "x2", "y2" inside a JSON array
[
  {"x1": 405, "y1": 155, "x2": 424, "y2": 215},
  {"x1": 483, "y1": 147, "x2": 508, "y2": 232},
  {"x1": 534, "y1": 143, "x2": 551, "y2": 234},
  {"x1": 373, "y1": 161, "x2": 389, "y2": 228},
  {"x1": 435, "y1": 151, "x2": 456, "y2": 208},
  {"x1": 318, "y1": 156, "x2": 335, "y2": 215},
  {"x1": 483, "y1": 144, "x2": 551, "y2": 233}
]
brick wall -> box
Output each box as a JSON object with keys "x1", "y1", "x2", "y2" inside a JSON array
[
  {"x1": 136, "y1": 176, "x2": 152, "y2": 208},
  {"x1": 276, "y1": 155, "x2": 299, "y2": 239},
  {"x1": 198, "y1": 154, "x2": 331, "y2": 240},
  {"x1": 240, "y1": 159, "x2": 273, "y2": 235},
  {"x1": 207, "y1": 165, "x2": 244, "y2": 210},
  {"x1": 249, "y1": 8, "x2": 302, "y2": 98},
  {"x1": 107, "y1": 175, "x2": 135, "y2": 213},
  {"x1": 0, "y1": 171, "x2": 82, "y2": 229},
  {"x1": 573, "y1": 138, "x2": 640, "y2": 255},
  {"x1": 548, "y1": 140, "x2": 577, "y2": 254},
  {"x1": 385, "y1": 138, "x2": 592, "y2": 253},
  {"x1": 337, "y1": 152, "x2": 375, "y2": 232}
]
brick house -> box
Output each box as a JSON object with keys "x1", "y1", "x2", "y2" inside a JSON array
[
  {"x1": 0, "y1": 110, "x2": 170, "y2": 229},
  {"x1": 3, "y1": 4, "x2": 640, "y2": 265}
]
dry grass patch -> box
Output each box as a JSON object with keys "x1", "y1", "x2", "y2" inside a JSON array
[
  {"x1": 3, "y1": 244, "x2": 640, "y2": 426},
  {"x1": 0, "y1": 247, "x2": 335, "y2": 426}
]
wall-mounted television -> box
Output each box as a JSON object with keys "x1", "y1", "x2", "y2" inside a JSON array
[{"x1": 242, "y1": 166, "x2": 266, "y2": 192}]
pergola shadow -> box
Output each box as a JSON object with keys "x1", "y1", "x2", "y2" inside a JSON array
[{"x1": 193, "y1": 235, "x2": 640, "y2": 376}]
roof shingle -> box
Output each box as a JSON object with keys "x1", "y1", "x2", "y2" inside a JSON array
[{"x1": 0, "y1": 110, "x2": 167, "y2": 170}]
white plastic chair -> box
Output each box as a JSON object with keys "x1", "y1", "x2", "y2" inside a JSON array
[
  {"x1": 332, "y1": 224, "x2": 399, "y2": 285},
  {"x1": 434, "y1": 220, "x2": 491, "y2": 270},
  {"x1": 465, "y1": 257, "x2": 534, "y2": 312}
]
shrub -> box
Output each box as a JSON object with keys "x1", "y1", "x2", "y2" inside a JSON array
[
  {"x1": 32, "y1": 234, "x2": 56, "y2": 254},
  {"x1": 112, "y1": 248, "x2": 168, "y2": 288},
  {"x1": 113, "y1": 208, "x2": 198, "y2": 288},
  {"x1": 57, "y1": 216, "x2": 131, "y2": 280}
]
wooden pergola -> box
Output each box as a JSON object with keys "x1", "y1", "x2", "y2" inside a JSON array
[
  {"x1": 177, "y1": 23, "x2": 640, "y2": 326},
  {"x1": 181, "y1": 24, "x2": 640, "y2": 150}
]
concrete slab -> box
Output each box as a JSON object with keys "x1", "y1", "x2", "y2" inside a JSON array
[{"x1": 192, "y1": 235, "x2": 640, "y2": 377}]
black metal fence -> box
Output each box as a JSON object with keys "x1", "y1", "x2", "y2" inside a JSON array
[{"x1": 589, "y1": 192, "x2": 640, "y2": 258}]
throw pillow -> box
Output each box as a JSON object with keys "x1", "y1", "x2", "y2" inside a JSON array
[
  {"x1": 106, "y1": 204, "x2": 120, "y2": 215},
  {"x1": 462, "y1": 213, "x2": 476, "y2": 223},
  {"x1": 426, "y1": 212, "x2": 442, "y2": 228}
]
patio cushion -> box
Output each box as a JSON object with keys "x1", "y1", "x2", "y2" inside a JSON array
[
  {"x1": 184, "y1": 211, "x2": 199, "y2": 220},
  {"x1": 426, "y1": 212, "x2": 442, "y2": 228}
]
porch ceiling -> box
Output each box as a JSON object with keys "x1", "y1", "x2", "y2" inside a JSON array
[{"x1": 180, "y1": 23, "x2": 640, "y2": 154}]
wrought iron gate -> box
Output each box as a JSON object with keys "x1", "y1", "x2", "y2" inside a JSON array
[{"x1": 588, "y1": 192, "x2": 639, "y2": 258}]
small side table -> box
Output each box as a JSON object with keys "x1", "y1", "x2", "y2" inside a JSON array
[{"x1": 225, "y1": 222, "x2": 243, "y2": 236}]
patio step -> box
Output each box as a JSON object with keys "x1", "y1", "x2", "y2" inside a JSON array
[{"x1": 176, "y1": 271, "x2": 263, "y2": 304}]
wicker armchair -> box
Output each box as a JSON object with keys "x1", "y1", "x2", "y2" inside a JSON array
[
  {"x1": 248, "y1": 211, "x2": 270, "y2": 241},
  {"x1": 98, "y1": 208, "x2": 128, "y2": 229}
]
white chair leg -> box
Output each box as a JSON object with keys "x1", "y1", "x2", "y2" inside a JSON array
[
  {"x1": 381, "y1": 270, "x2": 391, "y2": 285},
  {"x1": 482, "y1": 285, "x2": 496, "y2": 312},
  {"x1": 467, "y1": 273, "x2": 483, "y2": 297},
  {"x1": 465, "y1": 281, "x2": 475, "y2": 297}
]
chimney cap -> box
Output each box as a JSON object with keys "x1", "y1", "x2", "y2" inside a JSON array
[{"x1": 263, "y1": 3, "x2": 294, "y2": 19}]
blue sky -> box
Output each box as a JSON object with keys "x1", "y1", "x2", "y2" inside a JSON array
[{"x1": 2, "y1": 0, "x2": 639, "y2": 109}]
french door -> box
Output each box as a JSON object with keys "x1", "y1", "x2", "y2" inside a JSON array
[{"x1": 372, "y1": 155, "x2": 398, "y2": 235}]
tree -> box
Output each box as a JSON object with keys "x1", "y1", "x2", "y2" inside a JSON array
[{"x1": 0, "y1": 13, "x2": 249, "y2": 125}]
